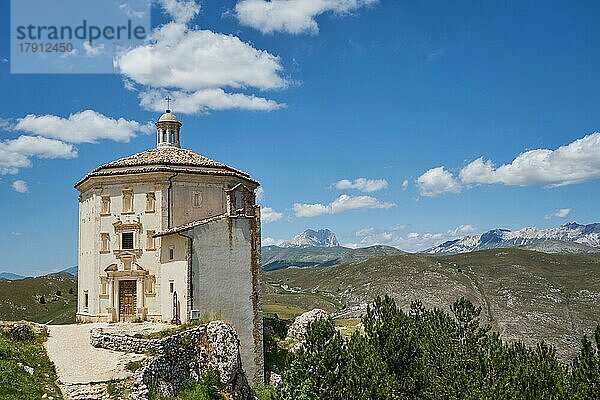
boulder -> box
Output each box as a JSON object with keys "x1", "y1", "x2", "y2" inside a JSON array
[{"x1": 286, "y1": 309, "x2": 329, "y2": 340}]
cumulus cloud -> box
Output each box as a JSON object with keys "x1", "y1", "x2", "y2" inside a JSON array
[
  {"x1": 158, "y1": 0, "x2": 200, "y2": 23},
  {"x1": 11, "y1": 180, "x2": 28, "y2": 193},
  {"x1": 262, "y1": 207, "x2": 284, "y2": 223},
  {"x1": 139, "y1": 88, "x2": 283, "y2": 114},
  {"x1": 418, "y1": 133, "x2": 600, "y2": 197},
  {"x1": 262, "y1": 237, "x2": 285, "y2": 246},
  {"x1": 334, "y1": 177, "x2": 388, "y2": 193},
  {"x1": 116, "y1": 9, "x2": 287, "y2": 113},
  {"x1": 349, "y1": 224, "x2": 477, "y2": 252},
  {"x1": 82, "y1": 42, "x2": 105, "y2": 57},
  {"x1": 0, "y1": 136, "x2": 78, "y2": 175},
  {"x1": 416, "y1": 167, "x2": 461, "y2": 197},
  {"x1": 14, "y1": 110, "x2": 152, "y2": 144},
  {"x1": 459, "y1": 133, "x2": 600, "y2": 187},
  {"x1": 401, "y1": 179, "x2": 409, "y2": 191},
  {"x1": 235, "y1": 0, "x2": 378, "y2": 34},
  {"x1": 293, "y1": 194, "x2": 395, "y2": 217},
  {"x1": 255, "y1": 187, "x2": 265, "y2": 201},
  {"x1": 545, "y1": 208, "x2": 571, "y2": 220}
]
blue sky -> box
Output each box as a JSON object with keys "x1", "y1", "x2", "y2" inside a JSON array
[{"x1": 1, "y1": 0, "x2": 600, "y2": 275}]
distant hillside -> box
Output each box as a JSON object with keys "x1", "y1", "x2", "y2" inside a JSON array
[
  {"x1": 0, "y1": 272, "x2": 28, "y2": 281},
  {"x1": 523, "y1": 240, "x2": 600, "y2": 254},
  {"x1": 263, "y1": 248, "x2": 600, "y2": 361},
  {"x1": 281, "y1": 229, "x2": 340, "y2": 248},
  {"x1": 426, "y1": 222, "x2": 600, "y2": 254},
  {"x1": 0, "y1": 274, "x2": 77, "y2": 324},
  {"x1": 262, "y1": 245, "x2": 405, "y2": 271},
  {"x1": 60, "y1": 266, "x2": 78, "y2": 277}
]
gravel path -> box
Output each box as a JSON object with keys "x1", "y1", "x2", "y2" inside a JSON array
[{"x1": 44, "y1": 323, "x2": 144, "y2": 385}]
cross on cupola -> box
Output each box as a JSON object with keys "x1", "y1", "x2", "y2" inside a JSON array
[{"x1": 155, "y1": 100, "x2": 182, "y2": 148}]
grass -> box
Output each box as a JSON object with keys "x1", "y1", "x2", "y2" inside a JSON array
[
  {"x1": 0, "y1": 327, "x2": 63, "y2": 400},
  {"x1": 0, "y1": 274, "x2": 77, "y2": 324},
  {"x1": 107, "y1": 379, "x2": 132, "y2": 399},
  {"x1": 148, "y1": 372, "x2": 225, "y2": 400},
  {"x1": 125, "y1": 360, "x2": 142, "y2": 372},
  {"x1": 253, "y1": 385, "x2": 278, "y2": 400},
  {"x1": 142, "y1": 321, "x2": 204, "y2": 340}
]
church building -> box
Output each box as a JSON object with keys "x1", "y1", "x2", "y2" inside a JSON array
[{"x1": 75, "y1": 109, "x2": 263, "y2": 383}]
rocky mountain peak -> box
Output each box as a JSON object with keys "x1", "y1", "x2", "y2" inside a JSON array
[{"x1": 280, "y1": 229, "x2": 340, "y2": 248}]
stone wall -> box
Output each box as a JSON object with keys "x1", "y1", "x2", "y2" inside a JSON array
[{"x1": 90, "y1": 321, "x2": 251, "y2": 400}]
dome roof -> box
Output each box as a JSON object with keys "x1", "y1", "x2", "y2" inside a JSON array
[
  {"x1": 75, "y1": 146, "x2": 257, "y2": 188},
  {"x1": 158, "y1": 110, "x2": 179, "y2": 122}
]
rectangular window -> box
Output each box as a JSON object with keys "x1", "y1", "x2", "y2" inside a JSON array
[
  {"x1": 146, "y1": 192, "x2": 155, "y2": 212},
  {"x1": 84, "y1": 290, "x2": 89, "y2": 309},
  {"x1": 100, "y1": 233, "x2": 110, "y2": 252},
  {"x1": 145, "y1": 277, "x2": 155, "y2": 294},
  {"x1": 169, "y1": 246, "x2": 174, "y2": 260},
  {"x1": 146, "y1": 230, "x2": 155, "y2": 250},
  {"x1": 192, "y1": 191, "x2": 202, "y2": 208},
  {"x1": 122, "y1": 232, "x2": 134, "y2": 249},
  {"x1": 169, "y1": 281, "x2": 174, "y2": 294},
  {"x1": 122, "y1": 189, "x2": 133, "y2": 213},
  {"x1": 101, "y1": 196, "x2": 111, "y2": 215}
]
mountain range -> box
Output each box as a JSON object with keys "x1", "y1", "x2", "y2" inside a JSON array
[{"x1": 426, "y1": 222, "x2": 600, "y2": 254}]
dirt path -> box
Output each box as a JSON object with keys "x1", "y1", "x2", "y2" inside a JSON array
[{"x1": 44, "y1": 324, "x2": 142, "y2": 385}]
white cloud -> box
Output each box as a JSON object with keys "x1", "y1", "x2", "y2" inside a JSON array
[
  {"x1": 351, "y1": 224, "x2": 478, "y2": 252},
  {"x1": 255, "y1": 187, "x2": 265, "y2": 201},
  {"x1": 139, "y1": 88, "x2": 283, "y2": 114},
  {"x1": 158, "y1": 0, "x2": 200, "y2": 23},
  {"x1": 82, "y1": 42, "x2": 105, "y2": 57},
  {"x1": 11, "y1": 180, "x2": 28, "y2": 193},
  {"x1": 116, "y1": 20, "x2": 287, "y2": 114},
  {"x1": 262, "y1": 237, "x2": 285, "y2": 246},
  {"x1": 235, "y1": 0, "x2": 378, "y2": 34},
  {"x1": 293, "y1": 194, "x2": 395, "y2": 217},
  {"x1": 14, "y1": 110, "x2": 152, "y2": 144},
  {"x1": 401, "y1": 179, "x2": 409, "y2": 191},
  {"x1": 334, "y1": 177, "x2": 388, "y2": 193},
  {"x1": 262, "y1": 207, "x2": 284, "y2": 223},
  {"x1": 0, "y1": 135, "x2": 78, "y2": 175},
  {"x1": 459, "y1": 133, "x2": 600, "y2": 188},
  {"x1": 545, "y1": 208, "x2": 571, "y2": 220},
  {"x1": 416, "y1": 166, "x2": 461, "y2": 197}
]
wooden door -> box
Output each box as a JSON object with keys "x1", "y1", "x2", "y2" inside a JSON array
[{"x1": 119, "y1": 280, "x2": 136, "y2": 321}]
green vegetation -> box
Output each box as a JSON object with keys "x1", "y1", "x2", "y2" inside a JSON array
[
  {"x1": 263, "y1": 248, "x2": 600, "y2": 360},
  {"x1": 125, "y1": 360, "x2": 142, "y2": 372},
  {"x1": 107, "y1": 379, "x2": 132, "y2": 399},
  {"x1": 0, "y1": 274, "x2": 77, "y2": 324},
  {"x1": 0, "y1": 325, "x2": 63, "y2": 400},
  {"x1": 262, "y1": 245, "x2": 404, "y2": 271},
  {"x1": 148, "y1": 371, "x2": 225, "y2": 400},
  {"x1": 274, "y1": 295, "x2": 600, "y2": 400}
]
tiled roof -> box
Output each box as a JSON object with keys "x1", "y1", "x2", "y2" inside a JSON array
[{"x1": 76, "y1": 147, "x2": 256, "y2": 187}]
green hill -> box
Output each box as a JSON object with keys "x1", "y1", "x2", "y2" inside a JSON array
[
  {"x1": 0, "y1": 275, "x2": 77, "y2": 324},
  {"x1": 263, "y1": 248, "x2": 600, "y2": 361},
  {"x1": 261, "y1": 245, "x2": 405, "y2": 271}
]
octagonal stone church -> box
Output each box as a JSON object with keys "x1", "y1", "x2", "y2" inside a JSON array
[{"x1": 75, "y1": 109, "x2": 263, "y2": 382}]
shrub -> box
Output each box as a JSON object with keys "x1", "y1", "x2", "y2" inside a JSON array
[
  {"x1": 177, "y1": 371, "x2": 225, "y2": 400},
  {"x1": 277, "y1": 295, "x2": 598, "y2": 400}
]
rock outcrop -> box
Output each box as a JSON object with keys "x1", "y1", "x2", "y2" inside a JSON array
[
  {"x1": 91, "y1": 321, "x2": 251, "y2": 400},
  {"x1": 286, "y1": 309, "x2": 329, "y2": 340}
]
